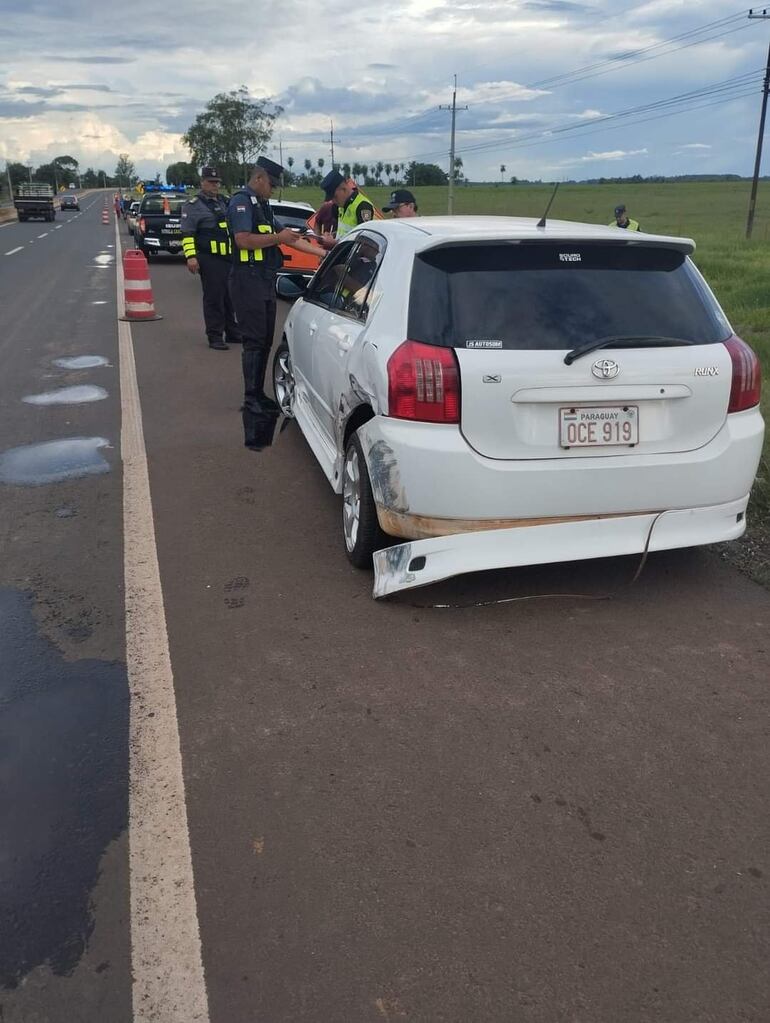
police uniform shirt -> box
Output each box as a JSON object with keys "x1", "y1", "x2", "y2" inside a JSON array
[
  {"x1": 181, "y1": 191, "x2": 230, "y2": 258},
  {"x1": 227, "y1": 186, "x2": 286, "y2": 272}
]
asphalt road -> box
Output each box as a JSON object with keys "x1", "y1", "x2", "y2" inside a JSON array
[{"x1": 1, "y1": 194, "x2": 769, "y2": 1023}]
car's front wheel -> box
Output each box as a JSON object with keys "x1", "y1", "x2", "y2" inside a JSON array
[
  {"x1": 271, "y1": 340, "x2": 295, "y2": 418},
  {"x1": 342, "y1": 433, "x2": 387, "y2": 568}
]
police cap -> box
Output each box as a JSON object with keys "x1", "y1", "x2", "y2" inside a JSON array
[
  {"x1": 320, "y1": 169, "x2": 345, "y2": 199},
  {"x1": 614, "y1": 204, "x2": 626, "y2": 215},
  {"x1": 383, "y1": 188, "x2": 417, "y2": 212},
  {"x1": 255, "y1": 156, "x2": 284, "y2": 187},
  {"x1": 200, "y1": 166, "x2": 221, "y2": 181}
]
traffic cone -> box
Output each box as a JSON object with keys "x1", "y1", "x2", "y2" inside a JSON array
[
  {"x1": 101, "y1": 209, "x2": 110, "y2": 225},
  {"x1": 120, "y1": 249, "x2": 162, "y2": 321}
]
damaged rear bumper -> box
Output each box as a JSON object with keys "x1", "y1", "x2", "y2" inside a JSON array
[{"x1": 372, "y1": 495, "x2": 749, "y2": 598}]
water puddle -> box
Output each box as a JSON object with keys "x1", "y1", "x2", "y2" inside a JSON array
[
  {"x1": 93, "y1": 254, "x2": 114, "y2": 266},
  {"x1": 52, "y1": 356, "x2": 110, "y2": 370},
  {"x1": 0, "y1": 437, "x2": 111, "y2": 486},
  {"x1": 23, "y1": 385, "x2": 108, "y2": 407},
  {"x1": 92, "y1": 301, "x2": 107, "y2": 306},
  {"x1": 0, "y1": 587, "x2": 128, "y2": 988}
]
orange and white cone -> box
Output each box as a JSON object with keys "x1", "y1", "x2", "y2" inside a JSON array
[{"x1": 120, "y1": 249, "x2": 162, "y2": 321}]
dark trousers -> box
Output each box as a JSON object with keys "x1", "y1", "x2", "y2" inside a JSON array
[
  {"x1": 198, "y1": 252, "x2": 240, "y2": 343},
  {"x1": 230, "y1": 267, "x2": 280, "y2": 448},
  {"x1": 229, "y1": 268, "x2": 277, "y2": 401}
]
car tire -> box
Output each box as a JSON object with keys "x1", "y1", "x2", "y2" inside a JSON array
[
  {"x1": 342, "y1": 432, "x2": 388, "y2": 569},
  {"x1": 271, "y1": 340, "x2": 295, "y2": 418}
]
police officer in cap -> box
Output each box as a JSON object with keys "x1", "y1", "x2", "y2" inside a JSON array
[
  {"x1": 383, "y1": 188, "x2": 418, "y2": 218},
  {"x1": 181, "y1": 166, "x2": 240, "y2": 350},
  {"x1": 609, "y1": 204, "x2": 641, "y2": 231},
  {"x1": 227, "y1": 156, "x2": 321, "y2": 448},
  {"x1": 319, "y1": 169, "x2": 374, "y2": 244}
]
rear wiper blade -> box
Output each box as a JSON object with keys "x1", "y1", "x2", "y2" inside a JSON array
[{"x1": 564, "y1": 335, "x2": 695, "y2": 366}]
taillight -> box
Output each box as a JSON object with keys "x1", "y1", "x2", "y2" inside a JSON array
[
  {"x1": 138, "y1": 217, "x2": 146, "y2": 234},
  {"x1": 387, "y1": 340, "x2": 460, "y2": 423},
  {"x1": 725, "y1": 335, "x2": 761, "y2": 413}
]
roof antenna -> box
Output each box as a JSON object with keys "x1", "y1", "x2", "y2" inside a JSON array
[{"x1": 536, "y1": 181, "x2": 560, "y2": 228}]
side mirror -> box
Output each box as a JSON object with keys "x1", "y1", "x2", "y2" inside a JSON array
[{"x1": 276, "y1": 274, "x2": 309, "y2": 301}]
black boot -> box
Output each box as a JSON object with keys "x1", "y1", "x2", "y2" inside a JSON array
[
  {"x1": 209, "y1": 336, "x2": 229, "y2": 350},
  {"x1": 242, "y1": 401, "x2": 280, "y2": 451},
  {"x1": 242, "y1": 347, "x2": 279, "y2": 413}
]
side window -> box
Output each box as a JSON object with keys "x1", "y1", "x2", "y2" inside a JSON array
[
  {"x1": 335, "y1": 234, "x2": 385, "y2": 322},
  {"x1": 305, "y1": 242, "x2": 355, "y2": 310}
]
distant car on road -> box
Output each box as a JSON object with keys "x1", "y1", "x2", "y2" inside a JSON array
[
  {"x1": 274, "y1": 216, "x2": 764, "y2": 594},
  {"x1": 60, "y1": 194, "x2": 80, "y2": 211},
  {"x1": 133, "y1": 192, "x2": 188, "y2": 257},
  {"x1": 126, "y1": 200, "x2": 141, "y2": 236}
]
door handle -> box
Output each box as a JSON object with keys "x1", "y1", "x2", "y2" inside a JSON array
[{"x1": 308, "y1": 322, "x2": 318, "y2": 335}]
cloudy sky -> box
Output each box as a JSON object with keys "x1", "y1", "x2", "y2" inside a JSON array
[{"x1": 0, "y1": 0, "x2": 767, "y2": 183}]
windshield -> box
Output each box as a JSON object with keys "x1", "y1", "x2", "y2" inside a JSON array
[{"x1": 408, "y1": 243, "x2": 731, "y2": 351}]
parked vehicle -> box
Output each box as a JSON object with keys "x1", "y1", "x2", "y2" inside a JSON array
[
  {"x1": 133, "y1": 192, "x2": 187, "y2": 257},
  {"x1": 274, "y1": 217, "x2": 764, "y2": 595},
  {"x1": 14, "y1": 183, "x2": 56, "y2": 222},
  {"x1": 269, "y1": 199, "x2": 321, "y2": 279},
  {"x1": 126, "y1": 200, "x2": 141, "y2": 236},
  {"x1": 60, "y1": 194, "x2": 80, "y2": 211}
]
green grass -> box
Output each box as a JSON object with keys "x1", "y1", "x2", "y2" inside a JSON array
[{"x1": 287, "y1": 180, "x2": 770, "y2": 562}]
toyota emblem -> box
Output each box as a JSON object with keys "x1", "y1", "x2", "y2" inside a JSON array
[{"x1": 592, "y1": 358, "x2": 620, "y2": 379}]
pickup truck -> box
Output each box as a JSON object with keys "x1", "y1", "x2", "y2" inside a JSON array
[
  {"x1": 132, "y1": 192, "x2": 188, "y2": 257},
  {"x1": 15, "y1": 183, "x2": 56, "y2": 222}
]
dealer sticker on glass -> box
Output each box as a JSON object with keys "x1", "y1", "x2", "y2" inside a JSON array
[{"x1": 560, "y1": 406, "x2": 638, "y2": 448}]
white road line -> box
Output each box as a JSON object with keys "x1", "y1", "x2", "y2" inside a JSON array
[
  {"x1": 5, "y1": 246, "x2": 22, "y2": 255},
  {"x1": 38, "y1": 232, "x2": 48, "y2": 238},
  {"x1": 114, "y1": 217, "x2": 210, "y2": 1022},
  {"x1": 55, "y1": 225, "x2": 63, "y2": 230}
]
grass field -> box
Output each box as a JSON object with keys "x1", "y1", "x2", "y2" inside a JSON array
[{"x1": 286, "y1": 180, "x2": 770, "y2": 581}]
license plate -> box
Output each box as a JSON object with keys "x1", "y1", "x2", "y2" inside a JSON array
[
  {"x1": 162, "y1": 228, "x2": 180, "y2": 235},
  {"x1": 560, "y1": 406, "x2": 638, "y2": 448}
]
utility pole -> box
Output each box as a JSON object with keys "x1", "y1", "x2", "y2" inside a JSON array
[
  {"x1": 439, "y1": 75, "x2": 468, "y2": 215},
  {"x1": 330, "y1": 120, "x2": 336, "y2": 167},
  {"x1": 278, "y1": 137, "x2": 284, "y2": 198},
  {"x1": 5, "y1": 161, "x2": 13, "y2": 204},
  {"x1": 746, "y1": 8, "x2": 770, "y2": 239}
]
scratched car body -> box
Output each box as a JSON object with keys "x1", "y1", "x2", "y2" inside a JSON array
[{"x1": 273, "y1": 216, "x2": 764, "y2": 596}]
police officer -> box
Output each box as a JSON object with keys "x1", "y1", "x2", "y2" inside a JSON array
[
  {"x1": 227, "y1": 157, "x2": 321, "y2": 449},
  {"x1": 609, "y1": 204, "x2": 641, "y2": 231},
  {"x1": 181, "y1": 166, "x2": 240, "y2": 350},
  {"x1": 319, "y1": 169, "x2": 375, "y2": 243},
  {"x1": 383, "y1": 188, "x2": 418, "y2": 218}
]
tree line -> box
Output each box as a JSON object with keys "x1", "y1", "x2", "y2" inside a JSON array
[{"x1": 3, "y1": 153, "x2": 138, "y2": 196}]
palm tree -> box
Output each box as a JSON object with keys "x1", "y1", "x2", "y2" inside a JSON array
[
  {"x1": 351, "y1": 162, "x2": 361, "y2": 182},
  {"x1": 384, "y1": 162, "x2": 392, "y2": 183},
  {"x1": 342, "y1": 162, "x2": 351, "y2": 178},
  {"x1": 287, "y1": 156, "x2": 294, "y2": 171},
  {"x1": 304, "y1": 158, "x2": 312, "y2": 174},
  {"x1": 361, "y1": 164, "x2": 369, "y2": 182},
  {"x1": 318, "y1": 157, "x2": 325, "y2": 172},
  {"x1": 376, "y1": 161, "x2": 384, "y2": 184},
  {"x1": 500, "y1": 163, "x2": 506, "y2": 184},
  {"x1": 393, "y1": 163, "x2": 401, "y2": 182}
]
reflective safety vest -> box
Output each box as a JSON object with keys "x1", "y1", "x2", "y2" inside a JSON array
[
  {"x1": 228, "y1": 190, "x2": 281, "y2": 269},
  {"x1": 337, "y1": 191, "x2": 371, "y2": 239},
  {"x1": 238, "y1": 224, "x2": 273, "y2": 263},
  {"x1": 608, "y1": 218, "x2": 640, "y2": 231},
  {"x1": 181, "y1": 193, "x2": 232, "y2": 259}
]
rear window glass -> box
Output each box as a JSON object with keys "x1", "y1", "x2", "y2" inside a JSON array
[
  {"x1": 271, "y1": 205, "x2": 313, "y2": 230},
  {"x1": 140, "y1": 196, "x2": 187, "y2": 214},
  {"x1": 408, "y1": 243, "x2": 731, "y2": 351}
]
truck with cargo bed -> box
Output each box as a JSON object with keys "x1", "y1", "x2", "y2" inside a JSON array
[{"x1": 14, "y1": 183, "x2": 56, "y2": 222}]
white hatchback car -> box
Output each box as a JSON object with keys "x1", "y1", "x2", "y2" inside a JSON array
[{"x1": 274, "y1": 217, "x2": 763, "y2": 596}]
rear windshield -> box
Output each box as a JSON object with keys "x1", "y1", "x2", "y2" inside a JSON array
[
  {"x1": 140, "y1": 196, "x2": 187, "y2": 214},
  {"x1": 408, "y1": 243, "x2": 731, "y2": 351},
  {"x1": 271, "y1": 204, "x2": 313, "y2": 229}
]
